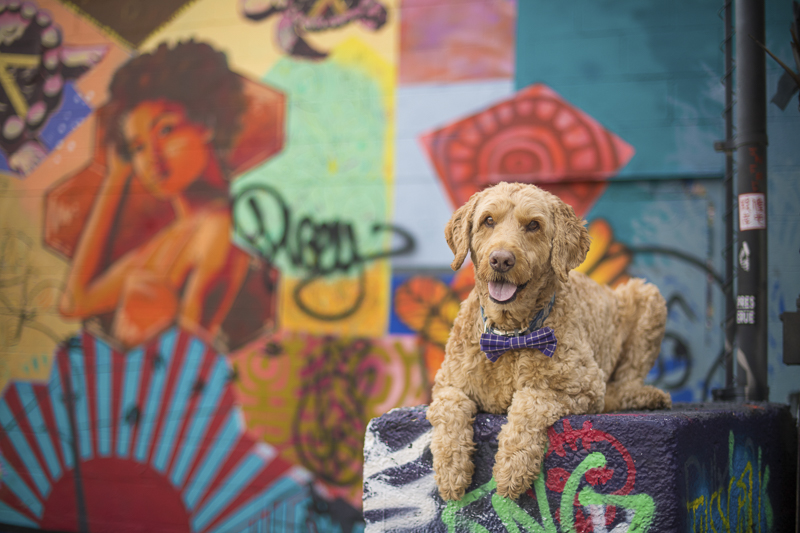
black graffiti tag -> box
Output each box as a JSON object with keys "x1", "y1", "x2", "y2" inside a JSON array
[{"x1": 232, "y1": 184, "x2": 414, "y2": 320}]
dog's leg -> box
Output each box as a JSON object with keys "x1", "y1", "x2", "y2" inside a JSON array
[
  {"x1": 604, "y1": 281, "x2": 672, "y2": 412},
  {"x1": 428, "y1": 385, "x2": 478, "y2": 501},
  {"x1": 494, "y1": 387, "x2": 598, "y2": 500}
]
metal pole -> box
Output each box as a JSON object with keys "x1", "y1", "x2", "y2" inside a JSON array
[
  {"x1": 723, "y1": 0, "x2": 736, "y2": 394},
  {"x1": 714, "y1": 0, "x2": 742, "y2": 400},
  {"x1": 735, "y1": 0, "x2": 769, "y2": 401}
]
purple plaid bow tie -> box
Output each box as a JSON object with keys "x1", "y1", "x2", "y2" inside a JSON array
[{"x1": 480, "y1": 327, "x2": 557, "y2": 362}]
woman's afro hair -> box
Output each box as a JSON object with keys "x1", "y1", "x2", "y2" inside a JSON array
[{"x1": 107, "y1": 40, "x2": 247, "y2": 160}]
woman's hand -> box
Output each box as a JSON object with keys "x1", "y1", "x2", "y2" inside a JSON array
[{"x1": 102, "y1": 143, "x2": 133, "y2": 191}]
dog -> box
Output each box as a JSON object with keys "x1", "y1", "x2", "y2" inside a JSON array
[{"x1": 427, "y1": 182, "x2": 671, "y2": 501}]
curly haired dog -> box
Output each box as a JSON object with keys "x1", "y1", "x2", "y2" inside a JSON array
[{"x1": 427, "y1": 182, "x2": 671, "y2": 501}]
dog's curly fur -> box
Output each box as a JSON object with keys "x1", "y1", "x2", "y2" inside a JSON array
[{"x1": 428, "y1": 182, "x2": 671, "y2": 501}]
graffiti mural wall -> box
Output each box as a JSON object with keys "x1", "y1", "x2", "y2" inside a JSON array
[
  {"x1": 1, "y1": 0, "x2": 413, "y2": 530},
  {"x1": 0, "y1": 0, "x2": 798, "y2": 531}
]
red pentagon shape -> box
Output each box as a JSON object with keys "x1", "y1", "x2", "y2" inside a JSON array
[{"x1": 420, "y1": 84, "x2": 634, "y2": 217}]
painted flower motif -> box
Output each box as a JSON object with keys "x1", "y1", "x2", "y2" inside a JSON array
[
  {"x1": 394, "y1": 276, "x2": 460, "y2": 348},
  {"x1": 394, "y1": 267, "x2": 475, "y2": 385},
  {"x1": 575, "y1": 219, "x2": 631, "y2": 288}
]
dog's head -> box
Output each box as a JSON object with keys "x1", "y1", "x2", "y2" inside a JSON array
[{"x1": 445, "y1": 182, "x2": 591, "y2": 313}]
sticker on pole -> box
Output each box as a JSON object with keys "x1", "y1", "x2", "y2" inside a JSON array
[
  {"x1": 737, "y1": 295, "x2": 755, "y2": 325},
  {"x1": 739, "y1": 193, "x2": 766, "y2": 230}
]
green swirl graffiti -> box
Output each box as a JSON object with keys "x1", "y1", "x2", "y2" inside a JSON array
[{"x1": 442, "y1": 452, "x2": 655, "y2": 533}]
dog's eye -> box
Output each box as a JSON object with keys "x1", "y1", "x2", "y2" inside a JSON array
[
  {"x1": 484, "y1": 216, "x2": 495, "y2": 228},
  {"x1": 526, "y1": 220, "x2": 540, "y2": 232}
]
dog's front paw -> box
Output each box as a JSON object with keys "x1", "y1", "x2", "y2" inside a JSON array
[
  {"x1": 650, "y1": 387, "x2": 672, "y2": 409},
  {"x1": 631, "y1": 385, "x2": 672, "y2": 410},
  {"x1": 433, "y1": 458, "x2": 473, "y2": 501},
  {"x1": 493, "y1": 448, "x2": 542, "y2": 500},
  {"x1": 431, "y1": 433, "x2": 475, "y2": 501},
  {"x1": 437, "y1": 478, "x2": 468, "y2": 501},
  {"x1": 493, "y1": 428, "x2": 548, "y2": 500}
]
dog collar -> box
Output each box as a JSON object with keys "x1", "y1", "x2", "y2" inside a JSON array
[{"x1": 480, "y1": 293, "x2": 556, "y2": 337}]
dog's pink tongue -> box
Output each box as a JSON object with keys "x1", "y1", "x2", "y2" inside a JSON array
[{"x1": 488, "y1": 281, "x2": 517, "y2": 302}]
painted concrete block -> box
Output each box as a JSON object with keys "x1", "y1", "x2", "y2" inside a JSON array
[{"x1": 363, "y1": 403, "x2": 797, "y2": 532}]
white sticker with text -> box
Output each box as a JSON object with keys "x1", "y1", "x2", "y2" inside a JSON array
[{"x1": 739, "y1": 193, "x2": 766, "y2": 230}]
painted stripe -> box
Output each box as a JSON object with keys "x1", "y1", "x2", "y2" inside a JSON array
[
  {"x1": 153, "y1": 338, "x2": 205, "y2": 472},
  {"x1": 170, "y1": 356, "x2": 228, "y2": 487},
  {"x1": 278, "y1": 501, "x2": 286, "y2": 533},
  {"x1": 294, "y1": 494, "x2": 306, "y2": 533},
  {"x1": 68, "y1": 345, "x2": 93, "y2": 460},
  {"x1": 16, "y1": 383, "x2": 62, "y2": 480},
  {"x1": 0, "y1": 399, "x2": 50, "y2": 498},
  {"x1": 116, "y1": 348, "x2": 144, "y2": 458},
  {"x1": 134, "y1": 328, "x2": 177, "y2": 463},
  {"x1": 0, "y1": 454, "x2": 43, "y2": 518},
  {"x1": 0, "y1": 500, "x2": 39, "y2": 528},
  {"x1": 205, "y1": 475, "x2": 306, "y2": 533},
  {"x1": 183, "y1": 411, "x2": 240, "y2": 510},
  {"x1": 191, "y1": 450, "x2": 266, "y2": 531},
  {"x1": 94, "y1": 337, "x2": 112, "y2": 457},
  {"x1": 48, "y1": 361, "x2": 73, "y2": 469}
]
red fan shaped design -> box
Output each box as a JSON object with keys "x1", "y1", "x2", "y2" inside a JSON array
[{"x1": 0, "y1": 329, "x2": 312, "y2": 533}]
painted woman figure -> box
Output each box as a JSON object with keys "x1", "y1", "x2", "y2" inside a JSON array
[{"x1": 59, "y1": 41, "x2": 258, "y2": 350}]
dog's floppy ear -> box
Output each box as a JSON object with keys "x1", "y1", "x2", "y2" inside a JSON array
[
  {"x1": 550, "y1": 197, "x2": 592, "y2": 283},
  {"x1": 445, "y1": 193, "x2": 479, "y2": 271}
]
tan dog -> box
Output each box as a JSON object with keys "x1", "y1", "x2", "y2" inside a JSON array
[{"x1": 427, "y1": 182, "x2": 671, "y2": 501}]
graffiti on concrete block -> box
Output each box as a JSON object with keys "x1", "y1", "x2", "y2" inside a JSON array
[
  {"x1": 362, "y1": 417, "x2": 439, "y2": 531},
  {"x1": 685, "y1": 431, "x2": 773, "y2": 533},
  {"x1": 363, "y1": 417, "x2": 657, "y2": 533},
  {"x1": 442, "y1": 454, "x2": 654, "y2": 533}
]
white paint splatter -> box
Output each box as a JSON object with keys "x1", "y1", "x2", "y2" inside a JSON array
[
  {"x1": 363, "y1": 425, "x2": 438, "y2": 532},
  {"x1": 588, "y1": 504, "x2": 637, "y2": 533},
  {"x1": 363, "y1": 424, "x2": 432, "y2": 479}
]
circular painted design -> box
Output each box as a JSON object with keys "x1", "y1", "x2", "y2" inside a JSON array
[{"x1": 420, "y1": 84, "x2": 634, "y2": 217}]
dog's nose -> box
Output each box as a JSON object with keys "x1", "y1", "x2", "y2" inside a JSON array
[{"x1": 489, "y1": 250, "x2": 516, "y2": 272}]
